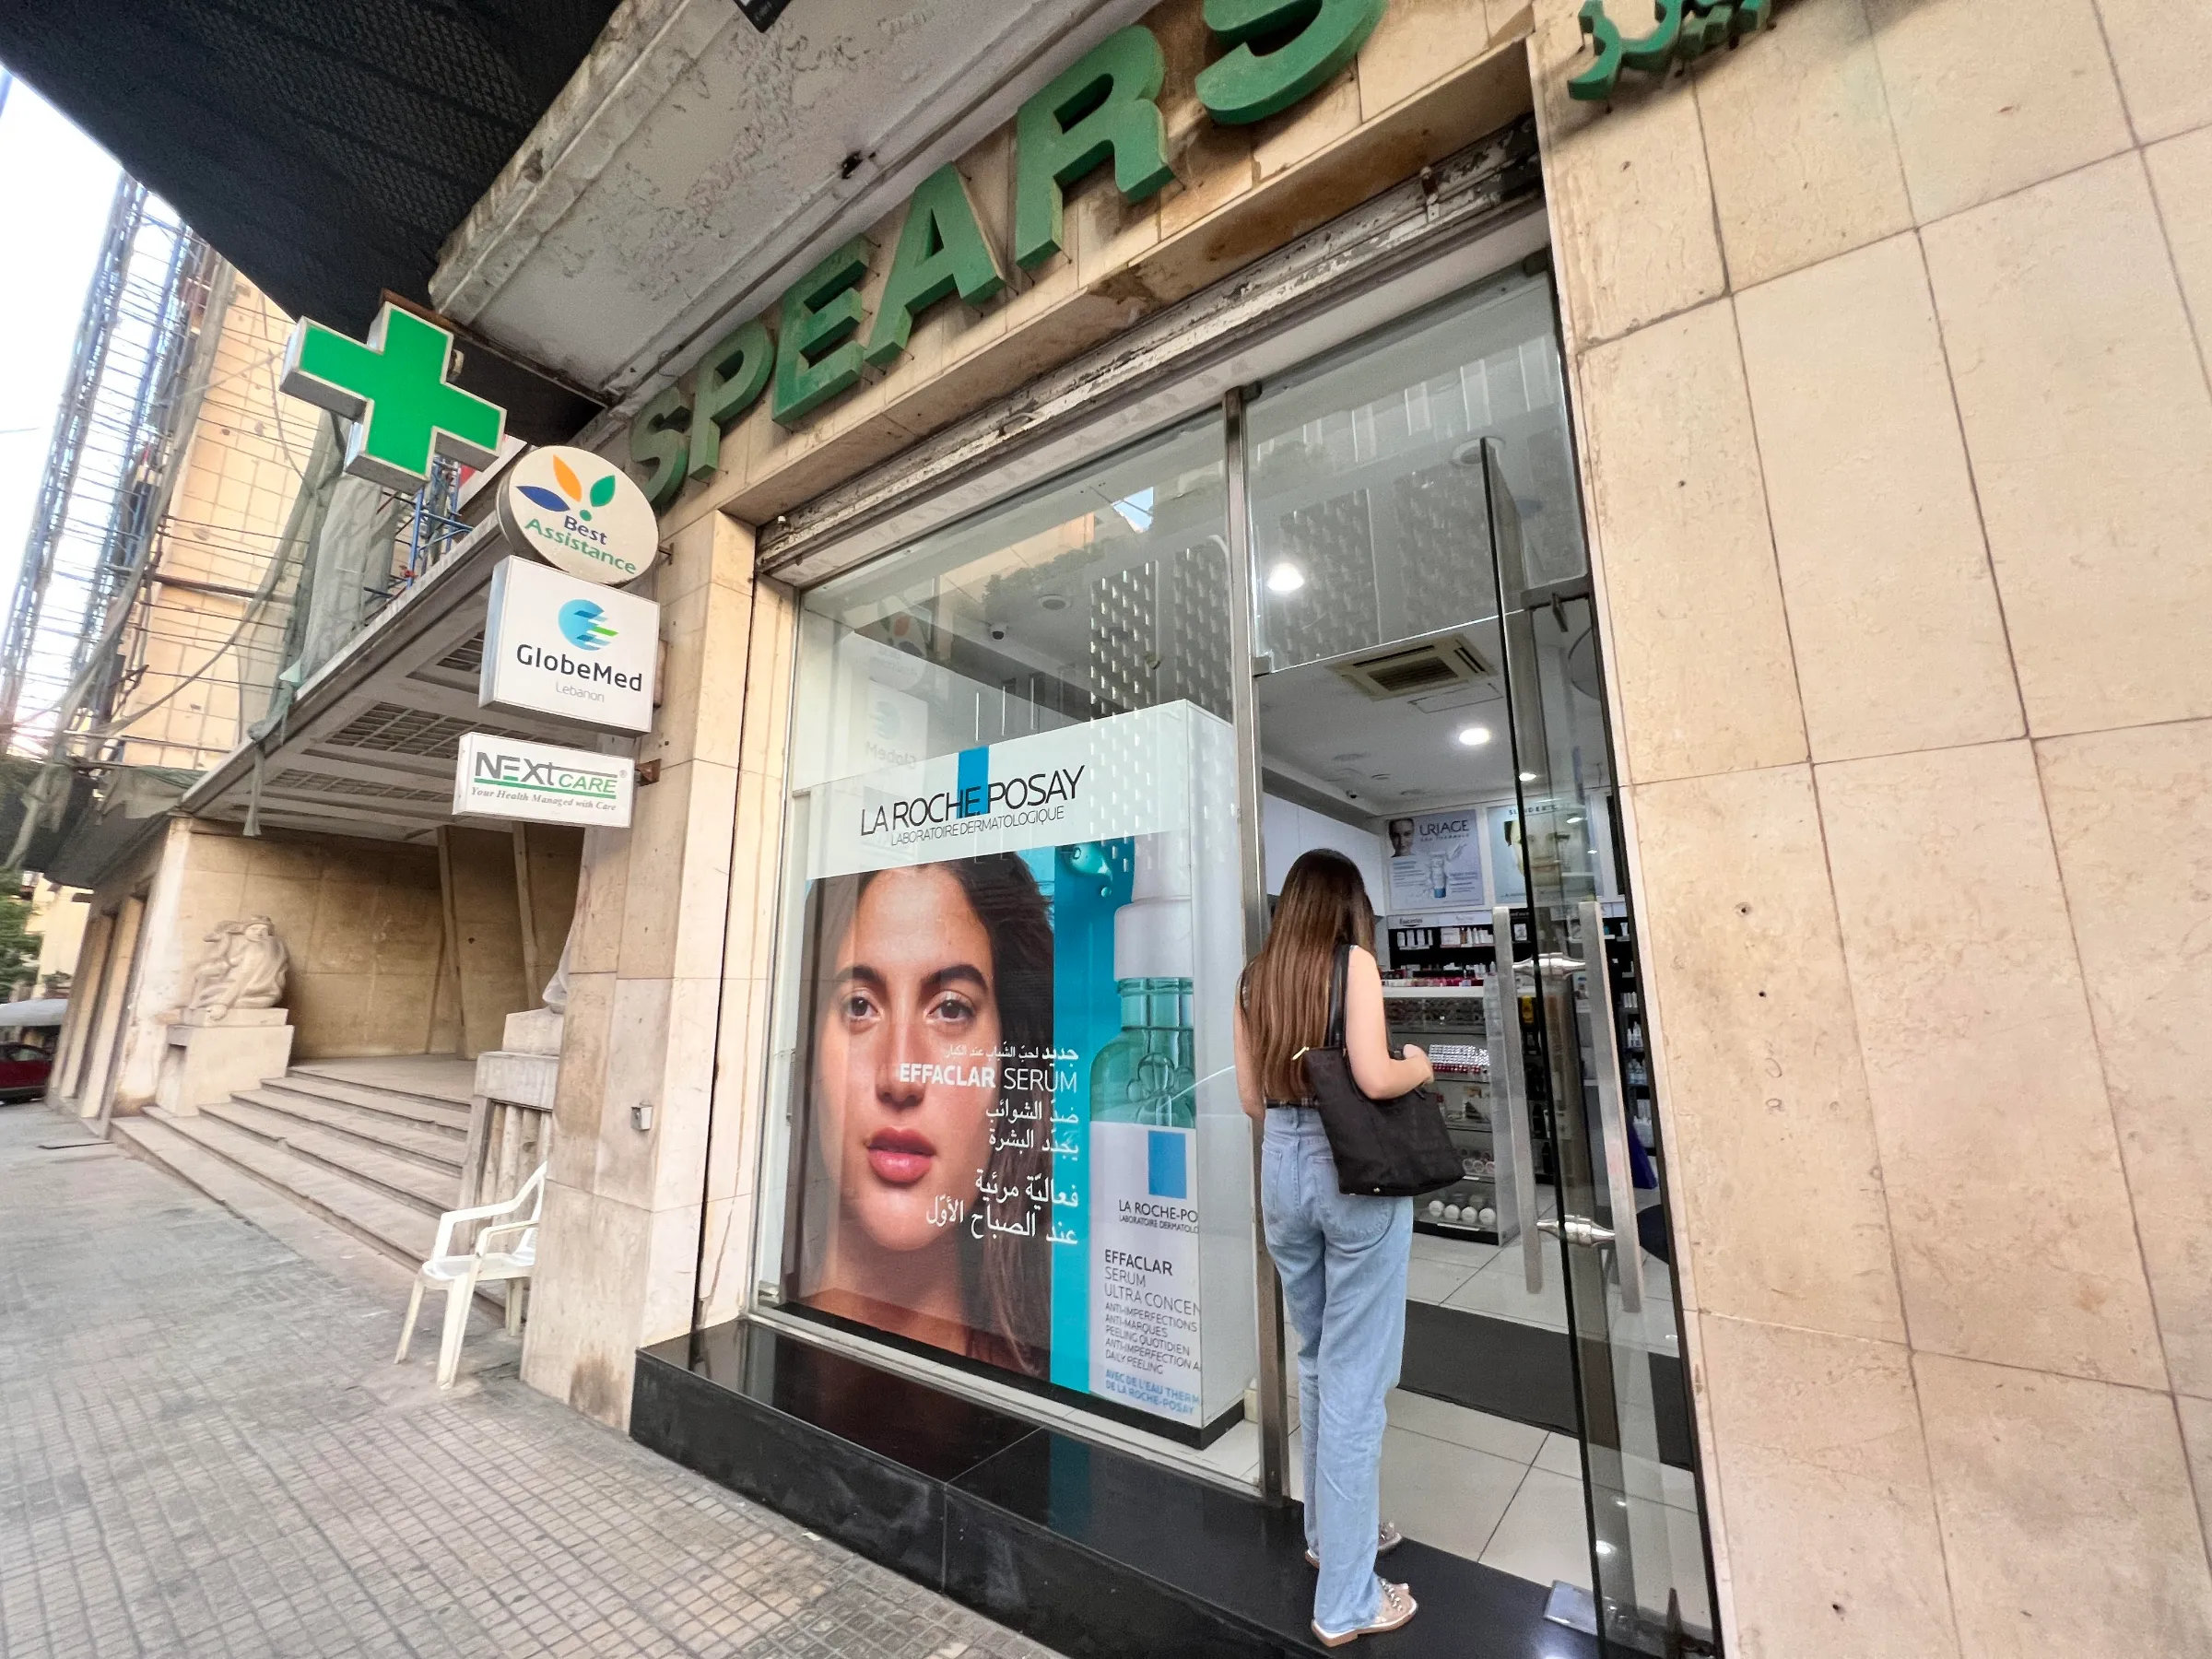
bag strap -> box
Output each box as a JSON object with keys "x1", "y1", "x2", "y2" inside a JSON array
[{"x1": 1325, "y1": 943, "x2": 1350, "y2": 1049}]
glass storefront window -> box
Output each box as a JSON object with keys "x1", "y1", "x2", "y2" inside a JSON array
[
  {"x1": 754, "y1": 416, "x2": 1259, "y2": 1444},
  {"x1": 1246, "y1": 275, "x2": 1584, "y2": 674},
  {"x1": 741, "y1": 250, "x2": 1716, "y2": 1647}
]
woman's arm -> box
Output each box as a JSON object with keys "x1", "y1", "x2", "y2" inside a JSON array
[
  {"x1": 1343, "y1": 945, "x2": 1432, "y2": 1099},
  {"x1": 1234, "y1": 1004, "x2": 1264, "y2": 1124}
]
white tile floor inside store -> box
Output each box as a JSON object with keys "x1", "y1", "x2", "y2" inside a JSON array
[{"x1": 1183, "y1": 1211, "x2": 1692, "y2": 1596}]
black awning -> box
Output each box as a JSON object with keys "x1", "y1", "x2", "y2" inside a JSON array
[{"x1": 0, "y1": 1, "x2": 623, "y2": 336}]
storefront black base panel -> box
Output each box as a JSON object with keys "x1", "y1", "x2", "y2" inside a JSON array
[{"x1": 634, "y1": 1320, "x2": 1596, "y2": 1659}]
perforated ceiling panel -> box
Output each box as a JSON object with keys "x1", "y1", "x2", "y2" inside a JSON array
[{"x1": 0, "y1": 0, "x2": 625, "y2": 331}]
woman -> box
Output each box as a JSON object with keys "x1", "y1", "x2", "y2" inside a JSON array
[
  {"x1": 1236, "y1": 849, "x2": 1432, "y2": 1647},
  {"x1": 794, "y1": 854, "x2": 1053, "y2": 1377}
]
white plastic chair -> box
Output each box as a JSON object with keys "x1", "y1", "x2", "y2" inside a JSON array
[{"x1": 395, "y1": 1161, "x2": 545, "y2": 1387}]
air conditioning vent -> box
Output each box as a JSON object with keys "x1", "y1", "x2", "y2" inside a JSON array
[{"x1": 1335, "y1": 636, "x2": 1493, "y2": 700}]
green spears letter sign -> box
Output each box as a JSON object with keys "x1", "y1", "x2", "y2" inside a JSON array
[
  {"x1": 1570, "y1": 0, "x2": 1773, "y2": 101},
  {"x1": 628, "y1": 1, "x2": 1392, "y2": 512},
  {"x1": 280, "y1": 303, "x2": 506, "y2": 491}
]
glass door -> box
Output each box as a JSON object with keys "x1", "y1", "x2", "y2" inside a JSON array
[
  {"x1": 1230, "y1": 272, "x2": 1715, "y2": 1654},
  {"x1": 1482, "y1": 439, "x2": 1716, "y2": 1653}
]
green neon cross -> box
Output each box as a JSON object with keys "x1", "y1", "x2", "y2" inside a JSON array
[{"x1": 279, "y1": 303, "x2": 505, "y2": 490}]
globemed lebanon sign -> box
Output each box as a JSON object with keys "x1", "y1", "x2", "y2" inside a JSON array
[
  {"x1": 496, "y1": 446, "x2": 659, "y2": 586},
  {"x1": 785, "y1": 701, "x2": 1250, "y2": 1432},
  {"x1": 479, "y1": 557, "x2": 657, "y2": 734}
]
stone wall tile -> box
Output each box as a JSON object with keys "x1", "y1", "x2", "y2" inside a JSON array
[
  {"x1": 594, "y1": 975, "x2": 670, "y2": 1210},
  {"x1": 2146, "y1": 127, "x2": 2212, "y2": 387},
  {"x1": 2093, "y1": 0, "x2": 2212, "y2": 144},
  {"x1": 1629, "y1": 765, "x2": 1904, "y2": 1340},
  {"x1": 1360, "y1": 0, "x2": 1501, "y2": 120},
  {"x1": 667, "y1": 760, "x2": 737, "y2": 982},
  {"x1": 615, "y1": 760, "x2": 695, "y2": 979},
  {"x1": 1865, "y1": 0, "x2": 2132, "y2": 222},
  {"x1": 1735, "y1": 233, "x2": 2020, "y2": 761},
  {"x1": 2040, "y1": 719, "x2": 2212, "y2": 1396},
  {"x1": 1698, "y1": 1314, "x2": 1958, "y2": 1659},
  {"x1": 1577, "y1": 300, "x2": 1806, "y2": 782},
  {"x1": 1817, "y1": 740, "x2": 2163, "y2": 1387},
  {"x1": 1924, "y1": 156, "x2": 2212, "y2": 735},
  {"x1": 520, "y1": 1182, "x2": 650, "y2": 1426},
  {"x1": 548, "y1": 970, "x2": 612, "y2": 1194},
  {"x1": 1534, "y1": 0, "x2": 1725, "y2": 344},
  {"x1": 1917, "y1": 1352, "x2": 2212, "y2": 1654},
  {"x1": 1697, "y1": 0, "x2": 1912, "y2": 289}
]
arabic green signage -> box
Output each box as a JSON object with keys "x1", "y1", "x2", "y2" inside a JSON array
[
  {"x1": 280, "y1": 303, "x2": 505, "y2": 491},
  {"x1": 629, "y1": 2, "x2": 1391, "y2": 511},
  {"x1": 1571, "y1": 0, "x2": 1773, "y2": 101}
]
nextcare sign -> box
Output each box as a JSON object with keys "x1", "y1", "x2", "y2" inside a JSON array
[
  {"x1": 480, "y1": 556, "x2": 657, "y2": 733},
  {"x1": 453, "y1": 733, "x2": 634, "y2": 829},
  {"x1": 627, "y1": 0, "x2": 1392, "y2": 509}
]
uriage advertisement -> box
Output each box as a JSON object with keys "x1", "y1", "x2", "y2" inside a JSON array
[{"x1": 784, "y1": 702, "x2": 1241, "y2": 1428}]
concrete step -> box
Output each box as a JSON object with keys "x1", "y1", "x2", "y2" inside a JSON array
[
  {"x1": 197, "y1": 1098, "x2": 458, "y2": 1217},
  {"x1": 290, "y1": 1059, "x2": 476, "y2": 1109},
  {"x1": 256, "y1": 1074, "x2": 472, "y2": 1141},
  {"x1": 229, "y1": 1085, "x2": 465, "y2": 1177},
  {"x1": 112, "y1": 1114, "x2": 508, "y2": 1319},
  {"x1": 124, "y1": 1107, "x2": 437, "y2": 1271}
]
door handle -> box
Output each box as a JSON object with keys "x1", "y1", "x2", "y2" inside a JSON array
[
  {"x1": 1579, "y1": 900, "x2": 1644, "y2": 1312},
  {"x1": 1538, "y1": 1215, "x2": 1617, "y2": 1248},
  {"x1": 1489, "y1": 906, "x2": 1543, "y2": 1294}
]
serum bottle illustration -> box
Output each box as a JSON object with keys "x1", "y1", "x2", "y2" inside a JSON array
[{"x1": 1090, "y1": 831, "x2": 1196, "y2": 1128}]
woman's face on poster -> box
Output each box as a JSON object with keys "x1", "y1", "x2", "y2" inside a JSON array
[{"x1": 815, "y1": 865, "x2": 1002, "y2": 1255}]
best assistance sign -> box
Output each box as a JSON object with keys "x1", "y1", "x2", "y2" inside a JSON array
[{"x1": 479, "y1": 556, "x2": 656, "y2": 733}]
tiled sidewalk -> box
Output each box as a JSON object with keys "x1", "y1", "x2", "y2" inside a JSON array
[{"x1": 0, "y1": 1103, "x2": 1057, "y2": 1659}]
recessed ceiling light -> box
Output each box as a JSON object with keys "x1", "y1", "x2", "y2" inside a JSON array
[
  {"x1": 1519, "y1": 771, "x2": 1537, "y2": 782},
  {"x1": 1265, "y1": 561, "x2": 1305, "y2": 594},
  {"x1": 1454, "y1": 724, "x2": 1491, "y2": 747},
  {"x1": 1038, "y1": 593, "x2": 1069, "y2": 612}
]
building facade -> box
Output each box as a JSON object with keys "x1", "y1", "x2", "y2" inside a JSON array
[{"x1": 41, "y1": 2, "x2": 2212, "y2": 1656}]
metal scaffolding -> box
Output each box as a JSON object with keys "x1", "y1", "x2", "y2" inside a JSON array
[{"x1": 0, "y1": 175, "x2": 214, "y2": 759}]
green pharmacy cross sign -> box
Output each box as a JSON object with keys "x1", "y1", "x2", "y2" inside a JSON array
[
  {"x1": 280, "y1": 303, "x2": 505, "y2": 491},
  {"x1": 1571, "y1": 0, "x2": 1773, "y2": 101}
]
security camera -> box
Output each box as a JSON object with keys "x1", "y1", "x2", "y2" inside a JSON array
[{"x1": 988, "y1": 623, "x2": 1008, "y2": 641}]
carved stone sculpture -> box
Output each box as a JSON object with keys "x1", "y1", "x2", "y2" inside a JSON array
[{"x1": 185, "y1": 916, "x2": 290, "y2": 1020}]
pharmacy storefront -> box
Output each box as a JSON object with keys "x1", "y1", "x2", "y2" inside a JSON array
[
  {"x1": 573, "y1": 1, "x2": 2212, "y2": 1657},
  {"x1": 617, "y1": 5, "x2": 1718, "y2": 1654}
]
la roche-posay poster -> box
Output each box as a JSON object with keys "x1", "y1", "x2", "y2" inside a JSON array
[{"x1": 784, "y1": 702, "x2": 1238, "y2": 1426}]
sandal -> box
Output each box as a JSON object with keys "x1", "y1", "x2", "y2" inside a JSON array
[
  {"x1": 1312, "y1": 1581, "x2": 1417, "y2": 1647},
  {"x1": 1305, "y1": 1519, "x2": 1404, "y2": 1570}
]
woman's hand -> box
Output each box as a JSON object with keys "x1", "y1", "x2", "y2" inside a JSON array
[{"x1": 1399, "y1": 1042, "x2": 1434, "y2": 1085}]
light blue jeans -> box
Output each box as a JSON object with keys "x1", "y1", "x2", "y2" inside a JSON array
[{"x1": 1261, "y1": 1106, "x2": 1413, "y2": 1635}]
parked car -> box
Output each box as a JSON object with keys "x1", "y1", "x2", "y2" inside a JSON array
[{"x1": 0, "y1": 1042, "x2": 53, "y2": 1101}]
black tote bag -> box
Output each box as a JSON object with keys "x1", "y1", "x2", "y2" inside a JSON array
[{"x1": 1297, "y1": 945, "x2": 1464, "y2": 1197}]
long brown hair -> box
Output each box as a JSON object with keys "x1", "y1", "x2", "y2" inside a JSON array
[{"x1": 1240, "y1": 849, "x2": 1376, "y2": 1100}]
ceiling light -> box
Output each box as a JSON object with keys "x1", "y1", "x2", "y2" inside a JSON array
[
  {"x1": 1454, "y1": 724, "x2": 1491, "y2": 747},
  {"x1": 1520, "y1": 771, "x2": 1537, "y2": 782},
  {"x1": 1265, "y1": 562, "x2": 1305, "y2": 594}
]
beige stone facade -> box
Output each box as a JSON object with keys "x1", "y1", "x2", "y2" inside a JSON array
[
  {"x1": 515, "y1": 2, "x2": 2212, "y2": 1652},
  {"x1": 1531, "y1": 0, "x2": 2212, "y2": 1652}
]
